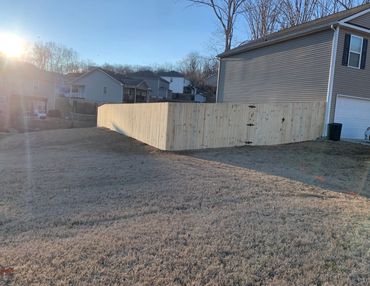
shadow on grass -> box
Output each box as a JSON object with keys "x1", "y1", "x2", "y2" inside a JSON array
[{"x1": 178, "y1": 140, "x2": 370, "y2": 198}]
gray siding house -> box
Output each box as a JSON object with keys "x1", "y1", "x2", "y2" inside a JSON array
[
  {"x1": 128, "y1": 71, "x2": 170, "y2": 100},
  {"x1": 217, "y1": 4, "x2": 370, "y2": 140},
  {"x1": 66, "y1": 68, "x2": 149, "y2": 104},
  {"x1": 0, "y1": 59, "x2": 63, "y2": 127}
]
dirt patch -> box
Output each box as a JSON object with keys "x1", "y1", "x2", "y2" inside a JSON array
[{"x1": 0, "y1": 128, "x2": 369, "y2": 285}]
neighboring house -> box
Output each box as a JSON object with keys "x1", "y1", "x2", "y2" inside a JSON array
[
  {"x1": 217, "y1": 3, "x2": 370, "y2": 140},
  {"x1": 158, "y1": 71, "x2": 192, "y2": 94},
  {"x1": 65, "y1": 68, "x2": 149, "y2": 104},
  {"x1": 128, "y1": 70, "x2": 170, "y2": 100},
  {"x1": 0, "y1": 59, "x2": 63, "y2": 124}
]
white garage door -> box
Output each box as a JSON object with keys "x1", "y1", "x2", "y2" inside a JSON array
[{"x1": 334, "y1": 95, "x2": 370, "y2": 139}]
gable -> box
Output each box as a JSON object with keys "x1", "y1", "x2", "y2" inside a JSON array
[
  {"x1": 348, "y1": 11, "x2": 370, "y2": 29},
  {"x1": 73, "y1": 69, "x2": 123, "y2": 86},
  {"x1": 137, "y1": 81, "x2": 149, "y2": 89},
  {"x1": 73, "y1": 69, "x2": 122, "y2": 89}
]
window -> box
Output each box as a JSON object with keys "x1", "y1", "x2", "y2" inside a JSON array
[
  {"x1": 348, "y1": 35, "x2": 363, "y2": 69},
  {"x1": 103, "y1": 87, "x2": 107, "y2": 94}
]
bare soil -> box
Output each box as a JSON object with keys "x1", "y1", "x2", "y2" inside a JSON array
[{"x1": 0, "y1": 128, "x2": 369, "y2": 285}]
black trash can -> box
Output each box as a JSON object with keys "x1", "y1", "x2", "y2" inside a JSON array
[{"x1": 327, "y1": 123, "x2": 342, "y2": 141}]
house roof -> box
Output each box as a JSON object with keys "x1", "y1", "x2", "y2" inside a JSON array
[
  {"x1": 0, "y1": 58, "x2": 63, "y2": 82},
  {"x1": 102, "y1": 69, "x2": 146, "y2": 87},
  {"x1": 128, "y1": 70, "x2": 170, "y2": 83},
  {"x1": 158, "y1": 71, "x2": 184, "y2": 78},
  {"x1": 219, "y1": 3, "x2": 370, "y2": 58},
  {"x1": 65, "y1": 72, "x2": 83, "y2": 82},
  {"x1": 70, "y1": 68, "x2": 149, "y2": 89}
]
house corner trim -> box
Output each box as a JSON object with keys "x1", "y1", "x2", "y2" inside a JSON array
[{"x1": 215, "y1": 58, "x2": 221, "y2": 103}]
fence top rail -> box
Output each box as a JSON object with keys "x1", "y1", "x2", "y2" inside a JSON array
[{"x1": 99, "y1": 100, "x2": 325, "y2": 108}]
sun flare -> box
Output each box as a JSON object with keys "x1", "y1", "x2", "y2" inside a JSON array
[{"x1": 0, "y1": 33, "x2": 25, "y2": 58}]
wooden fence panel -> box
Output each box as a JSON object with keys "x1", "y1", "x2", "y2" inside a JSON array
[
  {"x1": 98, "y1": 101, "x2": 325, "y2": 151},
  {"x1": 97, "y1": 103, "x2": 169, "y2": 150}
]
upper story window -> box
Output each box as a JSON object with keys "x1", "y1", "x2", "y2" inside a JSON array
[
  {"x1": 348, "y1": 35, "x2": 363, "y2": 69},
  {"x1": 343, "y1": 33, "x2": 368, "y2": 70},
  {"x1": 103, "y1": 87, "x2": 107, "y2": 95}
]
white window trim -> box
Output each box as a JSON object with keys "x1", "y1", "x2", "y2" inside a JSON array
[{"x1": 348, "y1": 35, "x2": 363, "y2": 69}]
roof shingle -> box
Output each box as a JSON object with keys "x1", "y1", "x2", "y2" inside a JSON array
[{"x1": 219, "y1": 3, "x2": 370, "y2": 58}]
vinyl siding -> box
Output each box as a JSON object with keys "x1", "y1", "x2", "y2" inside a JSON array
[
  {"x1": 349, "y1": 12, "x2": 370, "y2": 29},
  {"x1": 161, "y1": 76, "x2": 185, "y2": 93},
  {"x1": 330, "y1": 27, "x2": 370, "y2": 122},
  {"x1": 74, "y1": 70, "x2": 123, "y2": 103},
  {"x1": 0, "y1": 66, "x2": 62, "y2": 110},
  {"x1": 218, "y1": 30, "x2": 333, "y2": 103},
  {"x1": 133, "y1": 78, "x2": 169, "y2": 99}
]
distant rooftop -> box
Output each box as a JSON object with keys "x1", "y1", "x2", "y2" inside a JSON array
[
  {"x1": 128, "y1": 70, "x2": 170, "y2": 83},
  {"x1": 158, "y1": 71, "x2": 184, "y2": 78},
  {"x1": 102, "y1": 69, "x2": 145, "y2": 86},
  {"x1": 65, "y1": 72, "x2": 83, "y2": 82},
  {"x1": 68, "y1": 68, "x2": 148, "y2": 88},
  {"x1": 1, "y1": 58, "x2": 63, "y2": 81}
]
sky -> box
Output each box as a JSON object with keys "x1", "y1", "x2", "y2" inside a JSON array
[{"x1": 0, "y1": 0, "x2": 246, "y2": 66}]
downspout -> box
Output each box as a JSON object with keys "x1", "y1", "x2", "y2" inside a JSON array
[
  {"x1": 215, "y1": 57, "x2": 221, "y2": 103},
  {"x1": 323, "y1": 25, "x2": 340, "y2": 137}
]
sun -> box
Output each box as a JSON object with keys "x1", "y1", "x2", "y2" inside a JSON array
[{"x1": 0, "y1": 33, "x2": 25, "y2": 58}]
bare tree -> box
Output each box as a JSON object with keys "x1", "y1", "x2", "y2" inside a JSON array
[
  {"x1": 31, "y1": 42, "x2": 51, "y2": 71},
  {"x1": 335, "y1": 0, "x2": 358, "y2": 9},
  {"x1": 277, "y1": 0, "x2": 370, "y2": 29},
  {"x1": 334, "y1": 0, "x2": 370, "y2": 10},
  {"x1": 101, "y1": 63, "x2": 136, "y2": 75},
  {"x1": 278, "y1": 0, "x2": 321, "y2": 28},
  {"x1": 178, "y1": 52, "x2": 203, "y2": 86},
  {"x1": 178, "y1": 52, "x2": 218, "y2": 89},
  {"x1": 244, "y1": 0, "x2": 281, "y2": 39},
  {"x1": 187, "y1": 0, "x2": 246, "y2": 52},
  {"x1": 29, "y1": 41, "x2": 83, "y2": 73}
]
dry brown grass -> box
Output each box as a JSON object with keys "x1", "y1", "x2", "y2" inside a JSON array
[{"x1": 0, "y1": 128, "x2": 369, "y2": 285}]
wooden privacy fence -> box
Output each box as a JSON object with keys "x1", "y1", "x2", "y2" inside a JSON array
[{"x1": 98, "y1": 101, "x2": 326, "y2": 151}]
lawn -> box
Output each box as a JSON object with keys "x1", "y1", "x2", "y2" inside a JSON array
[{"x1": 0, "y1": 128, "x2": 369, "y2": 285}]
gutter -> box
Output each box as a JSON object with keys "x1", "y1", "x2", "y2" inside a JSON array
[{"x1": 323, "y1": 24, "x2": 340, "y2": 137}]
